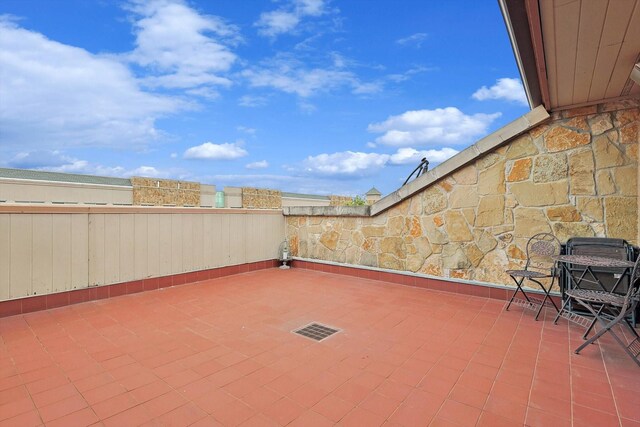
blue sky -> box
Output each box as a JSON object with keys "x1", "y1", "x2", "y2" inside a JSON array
[{"x1": 0, "y1": 0, "x2": 529, "y2": 196}]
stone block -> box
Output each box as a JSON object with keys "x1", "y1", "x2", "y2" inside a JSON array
[
  {"x1": 506, "y1": 134, "x2": 539, "y2": 159},
  {"x1": 380, "y1": 237, "x2": 405, "y2": 259},
  {"x1": 576, "y1": 197, "x2": 603, "y2": 222},
  {"x1": 544, "y1": 126, "x2": 590, "y2": 152},
  {"x1": 510, "y1": 180, "x2": 569, "y2": 206},
  {"x1": 442, "y1": 244, "x2": 471, "y2": 269},
  {"x1": 594, "y1": 132, "x2": 625, "y2": 169},
  {"x1": 476, "y1": 195, "x2": 505, "y2": 227},
  {"x1": 588, "y1": 114, "x2": 613, "y2": 135},
  {"x1": 452, "y1": 165, "x2": 478, "y2": 184},
  {"x1": 605, "y1": 197, "x2": 637, "y2": 239},
  {"x1": 546, "y1": 205, "x2": 580, "y2": 222},
  {"x1": 613, "y1": 166, "x2": 637, "y2": 196},
  {"x1": 449, "y1": 185, "x2": 479, "y2": 208},
  {"x1": 570, "y1": 172, "x2": 596, "y2": 195},
  {"x1": 422, "y1": 186, "x2": 448, "y2": 214},
  {"x1": 319, "y1": 230, "x2": 339, "y2": 250},
  {"x1": 596, "y1": 170, "x2": 616, "y2": 195},
  {"x1": 514, "y1": 208, "x2": 551, "y2": 237},
  {"x1": 533, "y1": 154, "x2": 568, "y2": 183},
  {"x1": 507, "y1": 158, "x2": 532, "y2": 182},
  {"x1": 361, "y1": 225, "x2": 386, "y2": 237},
  {"x1": 444, "y1": 211, "x2": 473, "y2": 242},
  {"x1": 552, "y1": 223, "x2": 595, "y2": 242},
  {"x1": 378, "y1": 253, "x2": 403, "y2": 270},
  {"x1": 619, "y1": 122, "x2": 638, "y2": 144},
  {"x1": 478, "y1": 160, "x2": 506, "y2": 195}
]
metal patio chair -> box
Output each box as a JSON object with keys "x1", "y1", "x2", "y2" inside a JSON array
[
  {"x1": 505, "y1": 233, "x2": 561, "y2": 320},
  {"x1": 567, "y1": 255, "x2": 640, "y2": 367}
]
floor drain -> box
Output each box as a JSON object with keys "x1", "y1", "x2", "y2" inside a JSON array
[{"x1": 293, "y1": 323, "x2": 340, "y2": 341}]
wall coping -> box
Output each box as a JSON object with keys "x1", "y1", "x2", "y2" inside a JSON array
[
  {"x1": 283, "y1": 105, "x2": 550, "y2": 217},
  {"x1": 292, "y1": 256, "x2": 560, "y2": 296},
  {"x1": 0, "y1": 204, "x2": 284, "y2": 215}
]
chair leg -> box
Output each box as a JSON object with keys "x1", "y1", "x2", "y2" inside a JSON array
[
  {"x1": 506, "y1": 276, "x2": 530, "y2": 311},
  {"x1": 530, "y1": 278, "x2": 559, "y2": 321},
  {"x1": 554, "y1": 299, "x2": 571, "y2": 324}
]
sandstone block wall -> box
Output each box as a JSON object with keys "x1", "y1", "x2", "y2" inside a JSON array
[
  {"x1": 330, "y1": 195, "x2": 354, "y2": 206},
  {"x1": 131, "y1": 177, "x2": 200, "y2": 206},
  {"x1": 242, "y1": 187, "x2": 282, "y2": 209},
  {"x1": 286, "y1": 101, "x2": 639, "y2": 288}
]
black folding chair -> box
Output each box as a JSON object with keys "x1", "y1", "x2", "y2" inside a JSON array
[
  {"x1": 505, "y1": 233, "x2": 561, "y2": 320},
  {"x1": 567, "y1": 256, "x2": 640, "y2": 367}
]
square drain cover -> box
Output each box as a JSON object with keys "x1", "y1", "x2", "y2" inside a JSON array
[{"x1": 293, "y1": 323, "x2": 340, "y2": 341}]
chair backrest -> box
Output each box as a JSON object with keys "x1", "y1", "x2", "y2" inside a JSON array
[{"x1": 525, "y1": 233, "x2": 561, "y2": 273}]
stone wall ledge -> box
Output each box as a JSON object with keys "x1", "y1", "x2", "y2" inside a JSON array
[
  {"x1": 292, "y1": 256, "x2": 560, "y2": 296},
  {"x1": 283, "y1": 105, "x2": 550, "y2": 217},
  {"x1": 283, "y1": 205, "x2": 370, "y2": 217}
]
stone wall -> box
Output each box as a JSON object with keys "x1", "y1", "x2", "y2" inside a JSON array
[
  {"x1": 286, "y1": 101, "x2": 639, "y2": 287},
  {"x1": 242, "y1": 187, "x2": 282, "y2": 209},
  {"x1": 131, "y1": 177, "x2": 200, "y2": 206}
]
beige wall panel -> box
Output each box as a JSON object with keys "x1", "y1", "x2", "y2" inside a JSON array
[
  {"x1": 202, "y1": 214, "x2": 214, "y2": 268},
  {"x1": 228, "y1": 214, "x2": 246, "y2": 265},
  {"x1": 119, "y1": 214, "x2": 135, "y2": 282},
  {"x1": 216, "y1": 214, "x2": 230, "y2": 267},
  {"x1": 71, "y1": 214, "x2": 89, "y2": 289},
  {"x1": 103, "y1": 215, "x2": 120, "y2": 284},
  {"x1": 245, "y1": 214, "x2": 260, "y2": 263},
  {"x1": 554, "y1": 0, "x2": 580, "y2": 106},
  {"x1": 0, "y1": 215, "x2": 10, "y2": 299},
  {"x1": 52, "y1": 215, "x2": 72, "y2": 292},
  {"x1": 146, "y1": 214, "x2": 160, "y2": 277},
  {"x1": 589, "y1": 0, "x2": 636, "y2": 100},
  {"x1": 158, "y1": 214, "x2": 173, "y2": 276},
  {"x1": 171, "y1": 214, "x2": 183, "y2": 273},
  {"x1": 134, "y1": 214, "x2": 148, "y2": 279},
  {"x1": 89, "y1": 214, "x2": 105, "y2": 286},
  {"x1": 10, "y1": 214, "x2": 32, "y2": 298},
  {"x1": 181, "y1": 214, "x2": 194, "y2": 272},
  {"x1": 192, "y1": 214, "x2": 204, "y2": 271},
  {"x1": 32, "y1": 215, "x2": 53, "y2": 295},
  {"x1": 572, "y1": 1, "x2": 607, "y2": 104}
]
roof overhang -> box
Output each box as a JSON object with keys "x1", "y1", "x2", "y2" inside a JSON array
[{"x1": 500, "y1": 0, "x2": 640, "y2": 111}]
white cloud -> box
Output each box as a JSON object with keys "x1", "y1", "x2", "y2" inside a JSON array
[
  {"x1": 255, "y1": 11, "x2": 300, "y2": 37},
  {"x1": 243, "y1": 55, "x2": 378, "y2": 98},
  {"x1": 245, "y1": 160, "x2": 269, "y2": 169},
  {"x1": 387, "y1": 65, "x2": 432, "y2": 83},
  {"x1": 238, "y1": 95, "x2": 268, "y2": 107},
  {"x1": 255, "y1": 0, "x2": 327, "y2": 37},
  {"x1": 388, "y1": 147, "x2": 458, "y2": 165},
  {"x1": 396, "y1": 33, "x2": 428, "y2": 47},
  {"x1": 126, "y1": 0, "x2": 239, "y2": 90},
  {"x1": 368, "y1": 107, "x2": 501, "y2": 147},
  {"x1": 0, "y1": 17, "x2": 183, "y2": 150},
  {"x1": 237, "y1": 126, "x2": 256, "y2": 135},
  {"x1": 301, "y1": 151, "x2": 390, "y2": 177},
  {"x1": 184, "y1": 141, "x2": 248, "y2": 160},
  {"x1": 472, "y1": 78, "x2": 528, "y2": 106}
]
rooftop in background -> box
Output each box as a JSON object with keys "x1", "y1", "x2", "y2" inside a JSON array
[{"x1": 0, "y1": 167, "x2": 132, "y2": 187}]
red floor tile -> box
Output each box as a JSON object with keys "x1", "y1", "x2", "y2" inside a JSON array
[{"x1": 0, "y1": 269, "x2": 637, "y2": 426}]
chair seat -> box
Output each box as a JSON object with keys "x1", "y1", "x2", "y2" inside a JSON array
[
  {"x1": 565, "y1": 289, "x2": 625, "y2": 306},
  {"x1": 506, "y1": 269, "x2": 548, "y2": 279}
]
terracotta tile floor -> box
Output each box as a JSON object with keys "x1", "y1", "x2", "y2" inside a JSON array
[{"x1": 1, "y1": 268, "x2": 639, "y2": 426}]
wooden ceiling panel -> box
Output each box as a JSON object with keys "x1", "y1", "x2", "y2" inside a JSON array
[
  {"x1": 553, "y1": 0, "x2": 581, "y2": 107},
  {"x1": 540, "y1": 0, "x2": 558, "y2": 107},
  {"x1": 572, "y1": 1, "x2": 607, "y2": 104},
  {"x1": 589, "y1": 0, "x2": 636, "y2": 101},
  {"x1": 605, "y1": 4, "x2": 640, "y2": 98}
]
